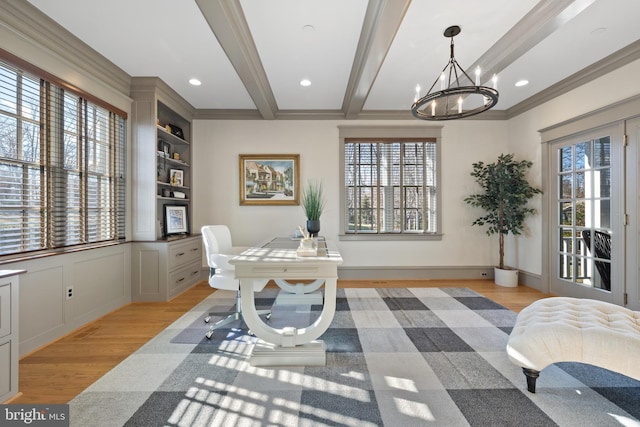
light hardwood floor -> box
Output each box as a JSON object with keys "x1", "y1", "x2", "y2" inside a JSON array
[{"x1": 11, "y1": 279, "x2": 549, "y2": 404}]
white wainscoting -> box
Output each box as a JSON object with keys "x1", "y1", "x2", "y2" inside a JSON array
[{"x1": 3, "y1": 244, "x2": 131, "y2": 356}]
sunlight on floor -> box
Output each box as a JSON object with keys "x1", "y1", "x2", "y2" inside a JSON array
[
  {"x1": 393, "y1": 396, "x2": 436, "y2": 421},
  {"x1": 608, "y1": 413, "x2": 640, "y2": 427},
  {"x1": 385, "y1": 375, "x2": 418, "y2": 392}
]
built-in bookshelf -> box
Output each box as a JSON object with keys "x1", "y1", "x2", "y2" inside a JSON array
[
  {"x1": 130, "y1": 77, "x2": 201, "y2": 301},
  {"x1": 130, "y1": 77, "x2": 195, "y2": 241}
]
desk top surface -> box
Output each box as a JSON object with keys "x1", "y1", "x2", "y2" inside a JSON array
[{"x1": 229, "y1": 237, "x2": 342, "y2": 265}]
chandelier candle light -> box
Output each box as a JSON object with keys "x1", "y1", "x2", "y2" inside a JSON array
[{"x1": 411, "y1": 25, "x2": 499, "y2": 121}]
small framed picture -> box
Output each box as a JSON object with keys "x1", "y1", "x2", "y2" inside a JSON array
[
  {"x1": 164, "y1": 204, "x2": 189, "y2": 236},
  {"x1": 169, "y1": 169, "x2": 183, "y2": 187},
  {"x1": 158, "y1": 140, "x2": 170, "y2": 155}
]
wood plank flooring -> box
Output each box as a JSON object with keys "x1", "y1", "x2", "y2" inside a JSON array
[{"x1": 11, "y1": 279, "x2": 548, "y2": 405}]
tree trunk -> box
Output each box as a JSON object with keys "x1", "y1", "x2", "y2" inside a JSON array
[{"x1": 499, "y1": 232, "x2": 505, "y2": 269}]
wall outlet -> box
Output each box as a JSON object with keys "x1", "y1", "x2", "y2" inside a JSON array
[
  {"x1": 481, "y1": 272, "x2": 488, "y2": 277},
  {"x1": 66, "y1": 286, "x2": 74, "y2": 300}
]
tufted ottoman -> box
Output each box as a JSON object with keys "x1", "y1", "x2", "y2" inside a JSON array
[{"x1": 506, "y1": 297, "x2": 640, "y2": 393}]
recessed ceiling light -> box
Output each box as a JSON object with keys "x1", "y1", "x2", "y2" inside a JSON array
[
  {"x1": 302, "y1": 25, "x2": 315, "y2": 32},
  {"x1": 188, "y1": 78, "x2": 202, "y2": 86},
  {"x1": 515, "y1": 80, "x2": 529, "y2": 87},
  {"x1": 300, "y1": 79, "x2": 311, "y2": 87},
  {"x1": 590, "y1": 27, "x2": 606, "y2": 36}
]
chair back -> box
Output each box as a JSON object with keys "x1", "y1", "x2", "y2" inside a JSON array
[
  {"x1": 201, "y1": 225, "x2": 238, "y2": 291},
  {"x1": 202, "y1": 225, "x2": 233, "y2": 257},
  {"x1": 201, "y1": 225, "x2": 269, "y2": 292}
]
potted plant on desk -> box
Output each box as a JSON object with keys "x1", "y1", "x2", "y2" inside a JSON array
[
  {"x1": 464, "y1": 153, "x2": 542, "y2": 287},
  {"x1": 301, "y1": 180, "x2": 325, "y2": 237}
]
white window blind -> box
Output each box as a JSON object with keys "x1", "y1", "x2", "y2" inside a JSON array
[
  {"x1": 344, "y1": 138, "x2": 437, "y2": 234},
  {"x1": 0, "y1": 57, "x2": 126, "y2": 256}
]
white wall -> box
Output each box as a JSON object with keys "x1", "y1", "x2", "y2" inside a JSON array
[
  {"x1": 507, "y1": 57, "x2": 640, "y2": 279},
  {"x1": 192, "y1": 119, "x2": 509, "y2": 270},
  {"x1": 193, "y1": 57, "x2": 640, "y2": 279}
]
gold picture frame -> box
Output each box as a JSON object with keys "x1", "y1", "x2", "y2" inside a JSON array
[{"x1": 239, "y1": 154, "x2": 300, "y2": 205}]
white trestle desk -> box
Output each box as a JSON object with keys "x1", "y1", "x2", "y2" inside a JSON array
[{"x1": 229, "y1": 237, "x2": 343, "y2": 366}]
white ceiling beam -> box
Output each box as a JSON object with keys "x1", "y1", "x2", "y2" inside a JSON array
[
  {"x1": 467, "y1": 0, "x2": 596, "y2": 85},
  {"x1": 196, "y1": 0, "x2": 277, "y2": 119},
  {"x1": 342, "y1": 0, "x2": 411, "y2": 119}
]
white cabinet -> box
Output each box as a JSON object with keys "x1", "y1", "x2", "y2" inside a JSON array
[
  {"x1": 0, "y1": 271, "x2": 23, "y2": 403},
  {"x1": 132, "y1": 235, "x2": 203, "y2": 301},
  {"x1": 130, "y1": 78, "x2": 202, "y2": 301}
]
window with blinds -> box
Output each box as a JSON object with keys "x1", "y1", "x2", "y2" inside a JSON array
[
  {"x1": 0, "y1": 58, "x2": 126, "y2": 256},
  {"x1": 344, "y1": 138, "x2": 438, "y2": 235}
]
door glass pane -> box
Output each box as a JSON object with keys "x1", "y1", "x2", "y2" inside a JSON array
[
  {"x1": 560, "y1": 146, "x2": 572, "y2": 172},
  {"x1": 559, "y1": 228, "x2": 573, "y2": 253},
  {"x1": 559, "y1": 253, "x2": 573, "y2": 281},
  {"x1": 575, "y1": 200, "x2": 586, "y2": 227},
  {"x1": 555, "y1": 137, "x2": 612, "y2": 292},
  {"x1": 575, "y1": 142, "x2": 590, "y2": 170},
  {"x1": 560, "y1": 174, "x2": 572, "y2": 198},
  {"x1": 560, "y1": 202, "x2": 572, "y2": 225},
  {"x1": 594, "y1": 137, "x2": 610, "y2": 167},
  {"x1": 575, "y1": 171, "x2": 585, "y2": 197},
  {"x1": 597, "y1": 200, "x2": 611, "y2": 229},
  {"x1": 576, "y1": 256, "x2": 588, "y2": 284}
]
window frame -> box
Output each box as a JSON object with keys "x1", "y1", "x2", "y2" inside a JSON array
[{"x1": 339, "y1": 125, "x2": 443, "y2": 241}]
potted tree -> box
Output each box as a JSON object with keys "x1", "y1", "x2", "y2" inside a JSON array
[
  {"x1": 464, "y1": 153, "x2": 542, "y2": 287},
  {"x1": 301, "y1": 180, "x2": 325, "y2": 237}
]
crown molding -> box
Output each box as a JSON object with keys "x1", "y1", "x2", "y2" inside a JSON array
[
  {"x1": 193, "y1": 109, "x2": 264, "y2": 120},
  {"x1": 507, "y1": 38, "x2": 640, "y2": 119},
  {"x1": 130, "y1": 77, "x2": 195, "y2": 121},
  {"x1": 0, "y1": 0, "x2": 130, "y2": 97}
]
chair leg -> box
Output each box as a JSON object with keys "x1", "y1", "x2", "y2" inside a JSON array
[
  {"x1": 205, "y1": 312, "x2": 242, "y2": 339},
  {"x1": 204, "y1": 289, "x2": 271, "y2": 339}
]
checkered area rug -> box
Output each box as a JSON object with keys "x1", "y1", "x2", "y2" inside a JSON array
[{"x1": 69, "y1": 287, "x2": 640, "y2": 426}]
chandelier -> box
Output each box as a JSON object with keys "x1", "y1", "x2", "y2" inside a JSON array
[{"x1": 411, "y1": 25, "x2": 499, "y2": 121}]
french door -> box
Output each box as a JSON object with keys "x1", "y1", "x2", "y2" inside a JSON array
[{"x1": 548, "y1": 123, "x2": 625, "y2": 305}]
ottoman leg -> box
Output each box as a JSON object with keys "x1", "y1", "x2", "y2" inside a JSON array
[{"x1": 523, "y1": 368, "x2": 540, "y2": 393}]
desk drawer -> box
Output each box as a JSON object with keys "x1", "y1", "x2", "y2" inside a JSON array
[
  {"x1": 168, "y1": 240, "x2": 201, "y2": 270},
  {"x1": 251, "y1": 266, "x2": 319, "y2": 275}
]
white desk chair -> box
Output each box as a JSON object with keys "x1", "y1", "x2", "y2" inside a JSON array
[{"x1": 201, "y1": 225, "x2": 270, "y2": 339}]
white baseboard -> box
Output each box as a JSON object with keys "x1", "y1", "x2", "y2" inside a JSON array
[{"x1": 338, "y1": 265, "x2": 543, "y2": 288}]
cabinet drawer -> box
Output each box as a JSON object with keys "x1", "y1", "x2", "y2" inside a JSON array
[
  {"x1": 168, "y1": 260, "x2": 201, "y2": 292},
  {"x1": 0, "y1": 284, "x2": 10, "y2": 339},
  {"x1": 168, "y1": 239, "x2": 201, "y2": 270}
]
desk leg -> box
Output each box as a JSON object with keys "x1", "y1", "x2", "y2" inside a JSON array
[{"x1": 240, "y1": 277, "x2": 337, "y2": 366}]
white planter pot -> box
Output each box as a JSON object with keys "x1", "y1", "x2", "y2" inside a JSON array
[{"x1": 494, "y1": 267, "x2": 518, "y2": 287}]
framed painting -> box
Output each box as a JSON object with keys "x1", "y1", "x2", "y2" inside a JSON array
[
  {"x1": 163, "y1": 204, "x2": 189, "y2": 236},
  {"x1": 239, "y1": 154, "x2": 300, "y2": 205}
]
